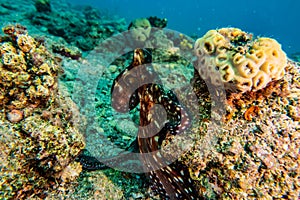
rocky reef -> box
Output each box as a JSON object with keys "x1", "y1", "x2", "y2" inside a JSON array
[
  {"x1": 291, "y1": 52, "x2": 300, "y2": 63},
  {"x1": 187, "y1": 28, "x2": 300, "y2": 199},
  {"x1": 28, "y1": 1, "x2": 126, "y2": 51},
  {"x1": 0, "y1": 24, "x2": 85, "y2": 199},
  {"x1": 79, "y1": 23, "x2": 300, "y2": 199},
  {"x1": 34, "y1": 0, "x2": 51, "y2": 13}
]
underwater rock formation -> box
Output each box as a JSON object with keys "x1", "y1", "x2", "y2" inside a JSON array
[
  {"x1": 291, "y1": 52, "x2": 300, "y2": 63},
  {"x1": 189, "y1": 33, "x2": 300, "y2": 198},
  {"x1": 179, "y1": 33, "x2": 194, "y2": 51},
  {"x1": 127, "y1": 17, "x2": 171, "y2": 48},
  {"x1": 52, "y1": 43, "x2": 82, "y2": 60},
  {"x1": 0, "y1": 24, "x2": 59, "y2": 110},
  {"x1": 147, "y1": 16, "x2": 168, "y2": 29},
  {"x1": 194, "y1": 28, "x2": 287, "y2": 93},
  {"x1": 123, "y1": 26, "x2": 298, "y2": 199},
  {"x1": 28, "y1": 5, "x2": 127, "y2": 51},
  {"x1": 0, "y1": 24, "x2": 85, "y2": 199},
  {"x1": 34, "y1": 0, "x2": 51, "y2": 13},
  {"x1": 128, "y1": 18, "x2": 152, "y2": 43}
]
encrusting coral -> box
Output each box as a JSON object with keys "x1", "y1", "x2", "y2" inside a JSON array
[
  {"x1": 0, "y1": 24, "x2": 85, "y2": 199},
  {"x1": 0, "y1": 24, "x2": 60, "y2": 111},
  {"x1": 194, "y1": 27, "x2": 287, "y2": 93}
]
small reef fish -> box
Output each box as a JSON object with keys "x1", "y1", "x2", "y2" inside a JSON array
[{"x1": 111, "y1": 48, "x2": 202, "y2": 199}]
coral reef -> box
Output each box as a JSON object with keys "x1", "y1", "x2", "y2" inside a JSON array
[
  {"x1": 194, "y1": 28, "x2": 287, "y2": 93},
  {"x1": 0, "y1": 24, "x2": 59, "y2": 110},
  {"x1": 128, "y1": 18, "x2": 152, "y2": 43},
  {"x1": 0, "y1": 24, "x2": 85, "y2": 199},
  {"x1": 82, "y1": 5, "x2": 101, "y2": 20},
  {"x1": 291, "y1": 52, "x2": 300, "y2": 62},
  {"x1": 179, "y1": 33, "x2": 193, "y2": 50},
  {"x1": 52, "y1": 43, "x2": 82, "y2": 60},
  {"x1": 145, "y1": 30, "x2": 174, "y2": 49},
  {"x1": 127, "y1": 17, "x2": 172, "y2": 47},
  {"x1": 2, "y1": 1, "x2": 297, "y2": 198},
  {"x1": 147, "y1": 16, "x2": 168, "y2": 29},
  {"x1": 34, "y1": 0, "x2": 51, "y2": 13},
  {"x1": 28, "y1": 4, "x2": 127, "y2": 51},
  {"x1": 188, "y1": 56, "x2": 300, "y2": 199}
]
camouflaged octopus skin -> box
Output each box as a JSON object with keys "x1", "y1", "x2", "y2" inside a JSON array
[{"x1": 111, "y1": 48, "x2": 202, "y2": 200}]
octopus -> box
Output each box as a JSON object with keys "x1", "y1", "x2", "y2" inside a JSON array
[
  {"x1": 111, "y1": 49, "x2": 201, "y2": 199},
  {"x1": 78, "y1": 48, "x2": 202, "y2": 199}
]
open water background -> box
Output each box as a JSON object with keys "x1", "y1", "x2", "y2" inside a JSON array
[{"x1": 69, "y1": 0, "x2": 300, "y2": 56}]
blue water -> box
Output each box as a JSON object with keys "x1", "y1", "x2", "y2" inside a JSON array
[{"x1": 69, "y1": 0, "x2": 300, "y2": 56}]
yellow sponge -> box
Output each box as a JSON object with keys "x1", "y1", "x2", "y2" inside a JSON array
[{"x1": 194, "y1": 28, "x2": 287, "y2": 93}]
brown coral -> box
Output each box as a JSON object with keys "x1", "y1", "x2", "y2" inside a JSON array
[
  {"x1": 17, "y1": 34, "x2": 36, "y2": 53},
  {"x1": 0, "y1": 24, "x2": 85, "y2": 199},
  {"x1": 0, "y1": 24, "x2": 60, "y2": 111}
]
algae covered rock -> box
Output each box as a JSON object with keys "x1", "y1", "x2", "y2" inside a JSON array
[
  {"x1": 34, "y1": 0, "x2": 51, "y2": 13},
  {"x1": 28, "y1": 5, "x2": 127, "y2": 51},
  {"x1": 188, "y1": 55, "x2": 300, "y2": 198},
  {"x1": 128, "y1": 18, "x2": 152, "y2": 43},
  {"x1": 147, "y1": 16, "x2": 167, "y2": 29},
  {"x1": 194, "y1": 28, "x2": 287, "y2": 93},
  {"x1": 0, "y1": 24, "x2": 60, "y2": 111},
  {"x1": 0, "y1": 24, "x2": 85, "y2": 199},
  {"x1": 127, "y1": 17, "x2": 170, "y2": 47}
]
